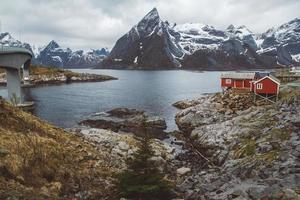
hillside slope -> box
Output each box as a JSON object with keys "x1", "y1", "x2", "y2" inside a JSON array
[{"x1": 0, "y1": 98, "x2": 118, "y2": 199}]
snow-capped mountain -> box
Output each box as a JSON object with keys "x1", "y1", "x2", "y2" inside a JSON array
[
  {"x1": 257, "y1": 18, "x2": 300, "y2": 65},
  {"x1": 0, "y1": 32, "x2": 34, "y2": 54},
  {"x1": 0, "y1": 33, "x2": 109, "y2": 68},
  {"x1": 101, "y1": 8, "x2": 300, "y2": 70},
  {"x1": 101, "y1": 8, "x2": 183, "y2": 69},
  {"x1": 36, "y1": 40, "x2": 109, "y2": 68}
]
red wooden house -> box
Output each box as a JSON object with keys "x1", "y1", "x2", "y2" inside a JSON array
[
  {"x1": 251, "y1": 75, "x2": 280, "y2": 95},
  {"x1": 221, "y1": 72, "x2": 257, "y2": 90},
  {"x1": 221, "y1": 72, "x2": 280, "y2": 102}
]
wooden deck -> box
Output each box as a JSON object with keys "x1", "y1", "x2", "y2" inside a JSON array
[{"x1": 276, "y1": 75, "x2": 300, "y2": 82}]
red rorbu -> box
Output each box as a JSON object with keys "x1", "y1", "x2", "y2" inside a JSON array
[{"x1": 221, "y1": 72, "x2": 281, "y2": 102}]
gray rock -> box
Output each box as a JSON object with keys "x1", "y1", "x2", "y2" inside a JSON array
[
  {"x1": 247, "y1": 186, "x2": 267, "y2": 199},
  {"x1": 80, "y1": 108, "x2": 167, "y2": 138},
  {"x1": 177, "y1": 167, "x2": 191, "y2": 176}
]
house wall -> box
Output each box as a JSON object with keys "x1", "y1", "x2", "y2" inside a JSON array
[
  {"x1": 234, "y1": 80, "x2": 244, "y2": 88},
  {"x1": 221, "y1": 78, "x2": 253, "y2": 89},
  {"x1": 221, "y1": 78, "x2": 234, "y2": 87},
  {"x1": 244, "y1": 79, "x2": 251, "y2": 88},
  {"x1": 255, "y1": 78, "x2": 278, "y2": 94}
]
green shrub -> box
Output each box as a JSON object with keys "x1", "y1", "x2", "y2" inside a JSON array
[{"x1": 117, "y1": 122, "x2": 174, "y2": 200}]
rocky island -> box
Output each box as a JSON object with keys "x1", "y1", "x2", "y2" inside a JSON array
[{"x1": 0, "y1": 65, "x2": 117, "y2": 86}]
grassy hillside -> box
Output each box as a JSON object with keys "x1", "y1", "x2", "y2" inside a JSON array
[{"x1": 0, "y1": 97, "x2": 119, "y2": 199}]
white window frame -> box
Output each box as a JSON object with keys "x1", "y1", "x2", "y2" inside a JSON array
[
  {"x1": 256, "y1": 83, "x2": 263, "y2": 90},
  {"x1": 225, "y1": 79, "x2": 232, "y2": 84}
]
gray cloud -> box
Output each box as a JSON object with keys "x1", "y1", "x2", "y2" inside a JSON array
[{"x1": 0, "y1": 0, "x2": 299, "y2": 50}]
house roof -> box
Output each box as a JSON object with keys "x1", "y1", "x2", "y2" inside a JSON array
[
  {"x1": 253, "y1": 75, "x2": 281, "y2": 85},
  {"x1": 221, "y1": 72, "x2": 256, "y2": 79},
  {"x1": 255, "y1": 72, "x2": 270, "y2": 79}
]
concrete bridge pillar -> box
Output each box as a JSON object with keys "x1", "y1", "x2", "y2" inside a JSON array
[
  {"x1": 23, "y1": 59, "x2": 31, "y2": 81},
  {"x1": 6, "y1": 68, "x2": 22, "y2": 104},
  {"x1": 23, "y1": 65, "x2": 29, "y2": 78}
]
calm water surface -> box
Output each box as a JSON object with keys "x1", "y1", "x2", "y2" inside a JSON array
[{"x1": 0, "y1": 69, "x2": 222, "y2": 130}]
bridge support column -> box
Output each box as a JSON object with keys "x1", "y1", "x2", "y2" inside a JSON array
[
  {"x1": 23, "y1": 65, "x2": 29, "y2": 78},
  {"x1": 6, "y1": 68, "x2": 22, "y2": 104}
]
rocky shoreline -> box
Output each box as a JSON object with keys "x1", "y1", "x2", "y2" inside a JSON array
[
  {"x1": 68, "y1": 86, "x2": 300, "y2": 199},
  {"x1": 172, "y1": 87, "x2": 300, "y2": 199},
  {"x1": 1, "y1": 74, "x2": 299, "y2": 199}
]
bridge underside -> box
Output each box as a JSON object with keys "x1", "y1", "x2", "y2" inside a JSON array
[{"x1": 0, "y1": 52, "x2": 32, "y2": 104}]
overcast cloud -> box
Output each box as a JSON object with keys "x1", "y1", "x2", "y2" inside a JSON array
[{"x1": 0, "y1": 0, "x2": 299, "y2": 50}]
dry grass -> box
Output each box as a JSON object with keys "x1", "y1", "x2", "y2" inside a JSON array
[
  {"x1": 0, "y1": 98, "x2": 118, "y2": 199},
  {"x1": 29, "y1": 65, "x2": 78, "y2": 77}
]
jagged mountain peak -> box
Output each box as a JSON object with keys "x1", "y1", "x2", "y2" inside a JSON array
[
  {"x1": 46, "y1": 40, "x2": 60, "y2": 49},
  {"x1": 142, "y1": 7, "x2": 160, "y2": 22},
  {"x1": 0, "y1": 32, "x2": 13, "y2": 41},
  {"x1": 227, "y1": 24, "x2": 235, "y2": 30},
  {"x1": 227, "y1": 25, "x2": 253, "y2": 36},
  {"x1": 279, "y1": 17, "x2": 300, "y2": 28},
  {"x1": 134, "y1": 7, "x2": 162, "y2": 37}
]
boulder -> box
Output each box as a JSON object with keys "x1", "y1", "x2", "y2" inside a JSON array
[
  {"x1": 80, "y1": 108, "x2": 167, "y2": 138},
  {"x1": 173, "y1": 99, "x2": 201, "y2": 109},
  {"x1": 176, "y1": 167, "x2": 191, "y2": 176}
]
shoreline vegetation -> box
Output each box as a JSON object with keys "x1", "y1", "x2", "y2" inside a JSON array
[
  {"x1": 0, "y1": 70, "x2": 299, "y2": 199},
  {"x1": 0, "y1": 65, "x2": 117, "y2": 86}
]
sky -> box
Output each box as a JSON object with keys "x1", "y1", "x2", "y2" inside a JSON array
[{"x1": 0, "y1": 0, "x2": 299, "y2": 51}]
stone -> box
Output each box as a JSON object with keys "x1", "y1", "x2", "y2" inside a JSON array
[
  {"x1": 117, "y1": 141, "x2": 130, "y2": 151},
  {"x1": 282, "y1": 188, "x2": 300, "y2": 199},
  {"x1": 0, "y1": 148, "x2": 10, "y2": 157},
  {"x1": 215, "y1": 103, "x2": 223, "y2": 110},
  {"x1": 177, "y1": 167, "x2": 191, "y2": 176},
  {"x1": 247, "y1": 186, "x2": 267, "y2": 199},
  {"x1": 80, "y1": 108, "x2": 167, "y2": 138},
  {"x1": 257, "y1": 143, "x2": 273, "y2": 153}
]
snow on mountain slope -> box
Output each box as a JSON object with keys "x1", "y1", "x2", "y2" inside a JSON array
[
  {"x1": 37, "y1": 41, "x2": 109, "y2": 68},
  {"x1": 0, "y1": 32, "x2": 34, "y2": 54},
  {"x1": 103, "y1": 8, "x2": 183, "y2": 69},
  {"x1": 1, "y1": 10, "x2": 299, "y2": 69},
  {"x1": 257, "y1": 18, "x2": 300, "y2": 65},
  {"x1": 174, "y1": 23, "x2": 227, "y2": 54},
  {"x1": 0, "y1": 32, "x2": 109, "y2": 68}
]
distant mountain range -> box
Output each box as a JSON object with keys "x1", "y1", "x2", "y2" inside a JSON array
[
  {"x1": 99, "y1": 8, "x2": 300, "y2": 70},
  {"x1": 1, "y1": 8, "x2": 299, "y2": 70},
  {"x1": 0, "y1": 33, "x2": 109, "y2": 68}
]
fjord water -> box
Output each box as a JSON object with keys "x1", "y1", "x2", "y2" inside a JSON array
[{"x1": 0, "y1": 70, "x2": 222, "y2": 130}]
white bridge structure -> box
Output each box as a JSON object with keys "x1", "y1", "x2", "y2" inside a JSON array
[{"x1": 0, "y1": 46, "x2": 32, "y2": 104}]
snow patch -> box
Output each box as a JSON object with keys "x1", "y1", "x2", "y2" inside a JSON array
[{"x1": 291, "y1": 54, "x2": 300, "y2": 62}]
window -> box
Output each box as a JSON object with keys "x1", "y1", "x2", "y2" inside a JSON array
[
  {"x1": 225, "y1": 79, "x2": 231, "y2": 84},
  {"x1": 256, "y1": 83, "x2": 263, "y2": 90}
]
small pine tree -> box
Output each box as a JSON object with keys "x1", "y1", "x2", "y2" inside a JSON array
[{"x1": 117, "y1": 119, "x2": 174, "y2": 200}]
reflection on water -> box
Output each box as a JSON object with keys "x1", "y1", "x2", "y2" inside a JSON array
[{"x1": 0, "y1": 69, "x2": 222, "y2": 130}]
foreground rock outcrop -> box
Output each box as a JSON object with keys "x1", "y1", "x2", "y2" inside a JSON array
[
  {"x1": 70, "y1": 127, "x2": 175, "y2": 170},
  {"x1": 174, "y1": 87, "x2": 300, "y2": 199},
  {"x1": 80, "y1": 108, "x2": 167, "y2": 138}
]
